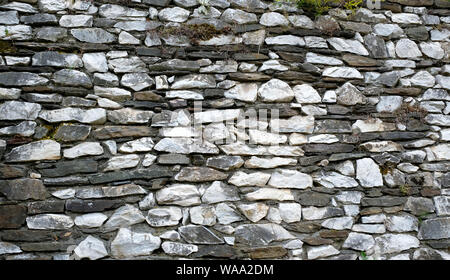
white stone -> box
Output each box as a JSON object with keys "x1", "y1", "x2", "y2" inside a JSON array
[
  {"x1": 103, "y1": 154, "x2": 140, "y2": 171},
  {"x1": 309, "y1": 134, "x2": 339, "y2": 144},
  {"x1": 215, "y1": 203, "x2": 243, "y2": 225},
  {"x1": 224, "y1": 83, "x2": 258, "y2": 102},
  {"x1": 38, "y1": 108, "x2": 106, "y2": 124},
  {"x1": 74, "y1": 213, "x2": 108, "y2": 228},
  {"x1": 279, "y1": 203, "x2": 302, "y2": 223},
  {"x1": 119, "y1": 137, "x2": 154, "y2": 153},
  {"x1": 323, "y1": 67, "x2": 363, "y2": 79},
  {"x1": 307, "y1": 245, "x2": 340, "y2": 260},
  {"x1": 373, "y1": 24, "x2": 403, "y2": 38},
  {"x1": 259, "y1": 60, "x2": 288, "y2": 72},
  {"x1": 288, "y1": 15, "x2": 314, "y2": 28},
  {"x1": 376, "y1": 96, "x2": 403, "y2": 113},
  {"x1": 158, "y1": 7, "x2": 190, "y2": 22},
  {"x1": 410, "y1": 71, "x2": 435, "y2": 88},
  {"x1": 228, "y1": 171, "x2": 271, "y2": 187},
  {"x1": 27, "y1": 214, "x2": 74, "y2": 230},
  {"x1": 260, "y1": 12, "x2": 289, "y2": 26},
  {"x1": 73, "y1": 236, "x2": 108, "y2": 260},
  {"x1": 156, "y1": 184, "x2": 200, "y2": 206},
  {"x1": 343, "y1": 232, "x2": 375, "y2": 251},
  {"x1": 385, "y1": 214, "x2": 418, "y2": 232},
  {"x1": 270, "y1": 115, "x2": 315, "y2": 134},
  {"x1": 162, "y1": 241, "x2": 198, "y2": 256},
  {"x1": 268, "y1": 169, "x2": 313, "y2": 189},
  {"x1": 146, "y1": 207, "x2": 182, "y2": 227},
  {"x1": 0, "y1": 242, "x2": 22, "y2": 255},
  {"x1": 103, "y1": 204, "x2": 145, "y2": 230},
  {"x1": 420, "y1": 42, "x2": 445, "y2": 60},
  {"x1": 111, "y1": 228, "x2": 161, "y2": 258},
  {"x1": 335, "y1": 191, "x2": 364, "y2": 204},
  {"x1": 316, "y1": 172, "x2": 359, "y2": 188},
  {"x1": 5, "y1": 140, "x2": 61, "y2": 162},
  {"x1": 305, "y1": 53, "x2": 343, "y2": 66},
  {"x1": 59, "y1": 15, "x2": 92, "y2": 27},
  {"x1": 293, "y1": 84, "x2": 322, "y2": 103},
  {"x1": 374, "y1": 234, "x2": 420, "y2": 255},
  {"x1": 327, "y1": 38, "x2": 369, "y2": 56},
  {"x1": 194, "y1": 109, "x2": 241, "y2": 123},
  {"x1": 265, "y1": 35, "x2": 305, "y2": 46},
  {"x1": 64, "y1": 142, "x2": 104, "y2": 159},
  {"x1": 391, "y1": 13, "x2": 422, "y2": 24},
  {"x1": 258, "y1": 79, "x2": 294, "y2": 102},
  {"x1": 356, "y1": 158, "x2": 383, "y2": 187},
  {"x1": 245, "y1": 188, "x2": 294, "y2": 201},
  {"x1": 190, "y1": 205, "x2": 216, "y2": 226},
  {"x1": 238, "y1": 203, "x2": 269, "y2": 222},
  {"x1": 396, "y1": 39, "x2": 422, "y2": 58},
  {"x1": 352, "y1": 224, "x2": 386, "y2": 234},
  {"x1": 321, "y1": 217, "x2": 354, "y2": 230}
]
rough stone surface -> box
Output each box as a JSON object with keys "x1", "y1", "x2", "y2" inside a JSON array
[{"x1": 0, "y1": 0, "x2": 447, "y2": 260}]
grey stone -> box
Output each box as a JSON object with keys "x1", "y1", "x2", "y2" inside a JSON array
[
  {"x1": 0, "y1": 179, "x2": 47, "y2": 201},
  {"x1": 235, "y1": 223, "x2": 295, "y2": 246},
  {"x1": 0, "y1": 72, "x2": 48, "y2": 86},
  {"x1": 202, "y1": 181, "x2": 240, "y2": 204},
  {"x1": 418, "y1": 217, "x2": 450, "y2": 240},
  {"x1": 53, "y1": 69, "x2": 92, "y2": 88},
  {"x1": 32, "y1": 52, "x2": 82, "y2": 68},
  {"x1": 146, "y1": 207, "x2": 182, "y2": 227},
  {"x1": 162, "y1": 241, "x2": 198, "y2": 256},
  {"x1": 385, "y1": 213, "x2": 418, "y2": 232},
  {"x1": 0, "y1": 11, "x2": 19, "y2": 25},
  {"x1": 404, "y1": 197, "x2": 435, "y2": 215},
  {"x1": 175, "y1": 167, "x2": 227, "y2": 182},
  {"x1": 336, "y1": 82, "x2": 366, "y2": 106},
  {"x1": 342, "y1": 232, "x2": 375, "y2": 251},
  {"x1": 54, "y1": 124, "x2": 91, "y2": 142},
  {"x1": 71, "y1": 28, "x2": 115, "y2": 43},
  {"x1": 103, "y1": 204, "x2": 145, "y2": 231}
]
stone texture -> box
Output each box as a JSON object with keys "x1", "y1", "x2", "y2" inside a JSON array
[{"x1": 111, "y1": 228, "x2": 161, "y2": 258}]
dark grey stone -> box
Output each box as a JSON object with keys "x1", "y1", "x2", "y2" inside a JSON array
[
  {"x1": 364, "y1": 34, "x2": 388, "y2": 58},
  {"x1": 88, "y1": 167, "x2": 174, "y2": 184},
  {"x1": 20, "y1": 14, "x2": 58, "y2": 25},
  {"x1": 157, "y1": 154, "x2": 190, "y2": 165},
  {"x1": 27, "y1": 200, "x2": 65, "y2": 214},
  {"x1": 179, "y1": 225, "x2": 224, "y2": 244},
  {"x1": 296, "y1": 191, "x2": 331, "y2": 207},
  {"x1": 361, "y1": 196, "x2": 407, "y2": 207},
  {"x1": 0, "y1": 179, "x2": 48, "y2": 201},
  {"x1": 65, "y1": 199, "x2": 124, "y2": 213},
  {"x1": 0, "y1": 205, "x2": 27, "y2": 229},
  {"x1": 53, "y1": 124, "x2": 91, "y2": 142},
  {"x1": 39, "y1": 159, "x2": 98, "y2": 178},
  {"x1": 418, "y1": 217, "x2": 450, "y2": 240}
]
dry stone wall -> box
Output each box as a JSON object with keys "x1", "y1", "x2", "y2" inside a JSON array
[{"x1": 0, "y1": 0, "x2": 449, "y2": 260}]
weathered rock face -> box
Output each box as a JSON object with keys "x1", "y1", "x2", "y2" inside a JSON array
[{"x1": 0, "y1": 0, "x2": 448, "y2": 261}]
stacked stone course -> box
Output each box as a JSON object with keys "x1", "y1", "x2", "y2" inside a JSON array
[{"x1": 0, "y1": 0, "x2": 449, "y2": 260}]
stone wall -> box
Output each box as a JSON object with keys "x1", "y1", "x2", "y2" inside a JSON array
[{"x1": 0, "y1": 0, "x2": 449, "y2": 260}]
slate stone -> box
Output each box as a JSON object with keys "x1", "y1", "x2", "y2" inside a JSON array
[
  {"x1": 179, "y1": 225, "x2": 224, "y2": 244},
  {"x1": 0, "y1": 72, "x2": 48, "y2": 86},
  {"x1": 174, "y1": 167, "x2": 228, "y2": 182},
  {"x1": 27, "y1": 201, "x2": 65, "y2": 214},
  {"x1": 0, "y1": 164, "x2": 27, "y2": 179},
  {"x1": 0, "y1": 230, "x2": 79, "y2": 242},
  {"x1": 93, "y1": 126, "x2": 155, "y2": 139},
  {"x1": 65, "y1": 199, "x2": 124, "y2": 213},
  {"x1": 361, "y1": 197, "x2": 407, "y2": 207},
  {"x1": 88, "y1": 167, "x2": 174, "y2": 184},
  {"x1": 53, "y1": 124, "x2": 91, "y2": 142},
  {"x1": 0, "y1": 205, "x2": 27, "y2": 229},
  {"x1": 297, "y1": 191, "x2": 331, "y2": 207},
  {"x1": 0, "y1": 179, "x2": 48, "y2": 201}
]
